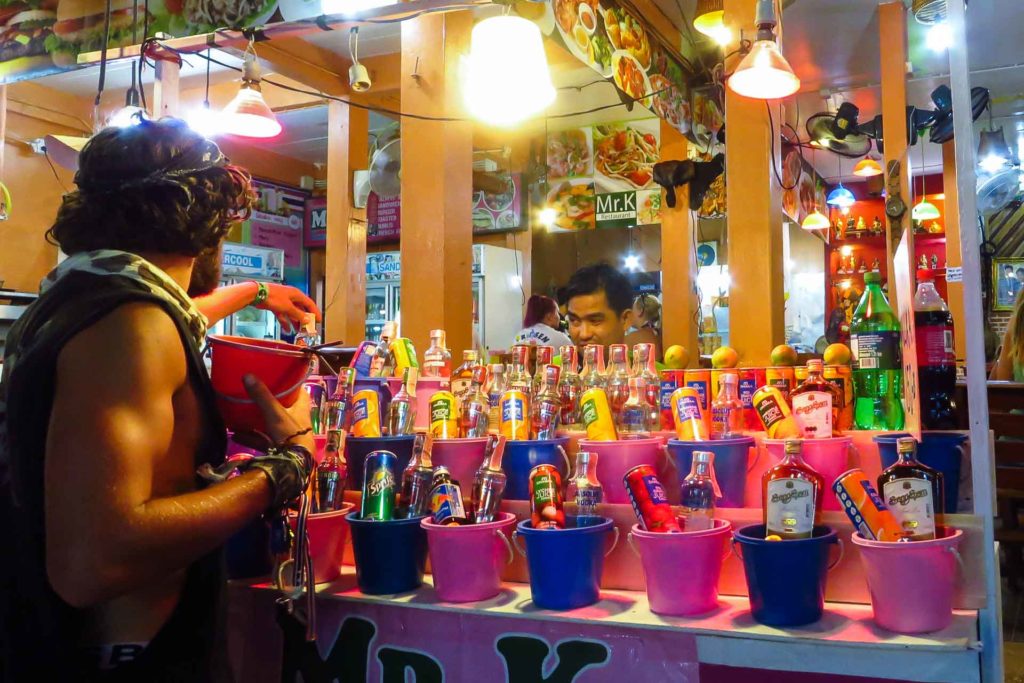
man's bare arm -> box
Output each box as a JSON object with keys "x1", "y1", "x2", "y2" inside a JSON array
[
  {"x1": 44, "y1": 302, "x2": 292, "y2": 608},
  {"x1": 193, "y1": 282, "x2": 320, "y2": 330}
]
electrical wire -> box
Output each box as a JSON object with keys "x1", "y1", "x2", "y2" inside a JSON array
[
  {"x1": 767, "y1": 99, "x2": 798, "y2": 191},
  {"x1": 93, "y1": 0, "x2": 114, "y2": 115},
  {"x1": 44, "y1": 149, "x2": 69, "y2": 193}
]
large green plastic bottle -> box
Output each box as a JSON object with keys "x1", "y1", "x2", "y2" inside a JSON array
[{"x1": 850, "y1": 271, "x2": 905, "y2": 430}]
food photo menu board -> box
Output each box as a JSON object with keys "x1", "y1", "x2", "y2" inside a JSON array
[
  {"x1": 545, "y1": 118, "x2": 662, "y2": 232},
  {"x1": 517, "y1": 0, "x2": 693, "y2": 136}
]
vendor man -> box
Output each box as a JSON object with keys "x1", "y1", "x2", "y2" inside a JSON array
[
  {"x1": 1, "y1": 119, "x2": 315, "y2": 681},
  {"x1": 564, "y1": 262, "x2": 635, "y2": 352}
]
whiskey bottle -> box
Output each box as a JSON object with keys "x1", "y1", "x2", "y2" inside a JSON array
[{"x1": 762, "y1": 440, "x2": 824, "y2": 539}]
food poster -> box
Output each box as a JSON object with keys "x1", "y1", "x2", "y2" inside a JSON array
[
  {"x1": 518, "y1": 0, "x2": 692, "y2": 136},
  {"x1": 473, "y1": 173, "x2": 525, "y2": 234},
  {"x1": 244, "y1": 179, "x2": 308, "y2": 284},
  {"x1": 546, "y1": 118, "x2": 662, "y2": 232},
  {"x1": 781, "y1": 142, "x2": 830, "y2": 225}
]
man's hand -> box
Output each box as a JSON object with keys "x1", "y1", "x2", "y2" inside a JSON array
[
  {"x1": 243, "y1": 374, "x2": 315, "y2": 454},
  {"x1": 256, "y1": 284, "x2": 321, "y2": 334}
]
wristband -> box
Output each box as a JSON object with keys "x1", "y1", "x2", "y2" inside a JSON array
[
  {"x1": 247, "y1": 445, "x2": 314, "y2": 509},
  {"x1": 252, "y1": 281, "x2": 269, "y2": 307}
]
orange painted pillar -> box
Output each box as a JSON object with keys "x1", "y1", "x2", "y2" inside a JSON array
[
  {"x1": 659, "y1": 119, "x2": 698, "y2": 364},
  {"x1": 723, "y1": 0, "x2": 785, "y2": 366},
  {"x1": 324, "y1": 98, "x2": 369, "y2": 344},
  {"x1": 942, "y1": 140, "x2": 965, "y2": 363},
  {"x1": 879, "y1": 1, "x2": 913, "y2": 311},
  {"x1": 400, "y1": 12, "x2": 474, "y2": 356}
]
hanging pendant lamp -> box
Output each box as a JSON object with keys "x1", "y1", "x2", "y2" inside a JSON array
[
  {"x1": 911, "y1": 141, "x2": 940, "y2": 220},
  {"x1": 801, "y1": 209, "x2": 830, "y2": 230},
  {"x1": 826, "y1": 184, "x2": 855, "y2": 208},
  {"x1": 694, "y1": 0, "x2": 731, "y2": 45},
  {"x1": 220, "y1": 50, "x2": 282, "y2": 139},
  {"x1": 977, "y1": 128, "x2": 1012, "y2": 174},
  {"x1": 728, "y1": 0, "x2": 800, "y2": 99},
  {"x1": 853, "y1": 158, "x2": 883, "y2": 177}
]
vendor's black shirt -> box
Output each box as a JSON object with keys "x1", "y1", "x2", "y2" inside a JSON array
[{"x1": 0, "y1": 273, "x2": 229, "y2": 682}]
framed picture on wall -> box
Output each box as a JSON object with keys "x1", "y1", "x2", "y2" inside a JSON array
[{"x1": 993, "y1": 257, "x2": 1024, "y2": 311}]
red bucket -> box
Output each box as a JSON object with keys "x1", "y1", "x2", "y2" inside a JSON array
[{"x1": 209, "y1": 335, "x2": 313, "y2": 432}]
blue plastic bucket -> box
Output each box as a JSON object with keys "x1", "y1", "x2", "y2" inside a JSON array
[
  {"x1": 667, "y1": 436, "x2": 755, "y2": 508},
  {"x1": 344, "y1": 434, "x2": 416, "y2": 490},
  {"x1": 874, "y1": 432, "x2": 966, "y2": 513},
  {"x1": 733, "y1": 524, "x2": 841, "y2": 626},
  {"x1": 347, "y1": 512, "x2": 429, "y2": 594},
  {"x1": 512, "y1": 516, "x2": 618, "y2": 610},
  {"x1": 503, "y1": 438, "x2": 571, "y2": 500}
]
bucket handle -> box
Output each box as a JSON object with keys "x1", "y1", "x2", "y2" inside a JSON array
[
  {"x1": 511, "y1": 529, "x2": 527, "y2": 558},
  {"x1": 661, "y1": 444, "x2": 676, "y2": 471},
  {"x1": 828, "y1": 538, "x2": 845, "y2": 571},
  {"x1": 215, "y1": 374, "x2": 310, "y2": 405},
  {"x1": 496, "y1": 530, "x2": 515, "y2": 565},
  {"x1": 948, "y1": 546, "x2": 966, "y2": 575},
  {"x1": 606, "y1": 526, "x2": 620, "y2": 557},
  {"x1": 627, "y1": 531, "x2": 639, "y2": 557},
  {"x1": 557, "y1": 445, "x2": 572, "y2": 474},
  {"x1": 731, "y1": 537, "x2": 743, "y2": 563},
  {"x1": 747, "y1": 444, "x2": 760, "y2": 473}
]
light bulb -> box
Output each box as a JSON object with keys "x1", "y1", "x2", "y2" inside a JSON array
[
  {"x1": 926, "y1": 23, "x2": 952, "y2": 52},
  {"x1": 220, "y1": 53, "x2": 282, "y2": 139},
  {"x1": 623, "y1": 253, "x2": 642, "y2": 272},
  {"x1": 187, "y1": 103, "x2": 222, "y2": 138},
  {"x1": 979, "y1": 154, "x2": 1008, "y2": 175},
  {"x1": 728, "y1": 39, "x2": 800, "y2": 99},
  {"x1": 538, "y1": 207, "x2": 557, "y2": 229},
  {"x1": 108, "y1": 105, "x2": 147, "y2": 128}
]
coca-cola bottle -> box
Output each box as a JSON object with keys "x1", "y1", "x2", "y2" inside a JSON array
[{"x1": 914, "y1": 271, "x2": 957, "y2": 429}]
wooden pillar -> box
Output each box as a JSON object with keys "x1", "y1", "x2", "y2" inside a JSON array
[
  {"x1": 659, "y1": 119, "x2": 698, "y2": 363},
  {"x1": 400, "y1": 12, "x2": 474, "y2": 356},
  {"x1": 153, "y1": 59, "x2": 180, "y2": 118},
  {"x1": 941, "y1": 141, "x2": 965, "y2": 363},
  {"x1": 879, "y1": 1, "x2": 913, "y2": 310},
  {"x1": 723, "y1": 0, "x2": 784, "y2": 365},
  {"x1": 325, "y1": 99, "x2": 369, "y2": 345}
]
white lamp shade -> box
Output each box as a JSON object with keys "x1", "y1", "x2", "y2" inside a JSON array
[
  {"x1": 464, "y1": 15, "x2": 555, "y2": 126},
  {"x1": 728, "y1": 39, "x2": 800, "y2": 99},
  {"x1": 221, "y1": 86, "x2": 282, "y2": 139}
]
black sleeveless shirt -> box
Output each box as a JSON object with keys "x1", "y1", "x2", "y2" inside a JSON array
[{"x1": 0, "y1": 272, "x2": 229, "y2": 682}]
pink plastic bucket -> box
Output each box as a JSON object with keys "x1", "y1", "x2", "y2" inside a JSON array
[
  {"x1": 579, "y1": 437, "x2": 665, "y2": 503},
  {"x1": 422, "y1": 512, "x2": 516, "y2": 602},
  {"x1": 764, "y1": 436, "x2": 853, "y2": 510},
  {"x1": 289, "y1": 502, "x2": 356, "y2": 584},
  {"x1": 630, "y1": 518, "x2": 731, "y2": 615},
  {"x1": 387, "y1": 376, "x2": 450, "y2": 431},
  {"x1": 852, "y1": 528, "x2": 963, "y2": 633},
  {"x1": 431, "y1": 437, "x2": 490, "y2": 489}
]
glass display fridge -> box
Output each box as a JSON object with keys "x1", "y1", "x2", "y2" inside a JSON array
[{"x1": 210, "y1": 242, "x2": 287, "y2": 340}]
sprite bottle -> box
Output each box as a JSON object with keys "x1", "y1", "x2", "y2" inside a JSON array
[{"x1": 850, "y1": 271, "x2": 904, "y2": 430}]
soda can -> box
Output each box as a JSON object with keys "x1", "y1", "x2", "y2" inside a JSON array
[
  {"x1": 738, "y1": 367, "x2": 767, "y2": 431},
  {"x1": 579, "y1": 387, "x2": 617, "y2": 441},
  {"x1": 530, "y1": 464, "x2": 565, "y2": 529},
  {"x1": 430, "y1": 467, "x2": 470, "y2": 525},
  {"x1": 710, "y1": 368, "x2": 738, "y2": 404},
  {"x1": 824, "y1": 365, "x2": 854, "y2": 432},
  {"x1": 429, "y1": 391, "x2": 459, "y2": 439},
  {"x1": 624, "y1": 464, "x2": 681, "y2": 533},
  {"x1": 499, "y1": 389, "x2": 530, "y2": 440},
  {"x1": 350, "y1": 389, "x2": 382, "y2": 437},
  {"x1": 670, "y1": 387, "x2": 707, "y2": 440},
  {"x1": 765, "y1": 366, "x2": 796, "y2": 402},
  {"x1": 659, "y1": 369, "x2": 685, "y2": 430},
  {"x1": 360, "y1": 450, "x2": 397, "y2": 520},
  {"x1": 833, "y1": 468, "x2": 909, "y2": 542}
]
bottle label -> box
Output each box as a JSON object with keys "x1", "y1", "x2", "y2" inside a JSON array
[
  {"x1": 685, "y1": 380, "x2": 709, "y2": 409},
  {"x1": 791, "y1": 391, "x2": 833, "y2": 438},
  {"x1": 916, "y1": 324, "x2": 955, "y2": 367},
  {"x1": 660, "y1": 381, "x2": 677, "y2": 410},
  {"x1": 580, "y1": 399, "x2": 599, "y2": 428},
  {"x1": 850, "y1": 331, "x2": 901, "y2": 371},
  {"x1": 351, "y1": 398, "x2": 369, "y2": 424},
  {"x1": 674, "y1": 395, "x2": 702, "y2": 421},
  {"x1": 738, "y1": 378, "x2": 757, "y2": 408},
  {"x1": 883, "y1": 477, "x2": 935, "y2": 537},
  {"x1": 766, "y1": 478, "x2": 815, "y2": 537},
  {"x1": 710, "y1": 405, "x2": 738, "y2": 437},
  {"x1": 681, "y1": 508, "x2": 714, "y2": 531},
  {"x1": 575, "y1": 484, "x2": 602, "y2": 511},
  {"x1": 502, "y1": 397, "x2": 526, "y2": 422},
  {"x1": 451, "y1": 378, "x2": 473, "y2": 400},
  {"x1": 754, "y1": 394, "x2": 786, "y2": 431},
  {"x1": 431, "y1": 399, "x2": 455, "y2": 422},
  {"x1": 533, "y1": 401, "x2": 560, "y2": 434}
]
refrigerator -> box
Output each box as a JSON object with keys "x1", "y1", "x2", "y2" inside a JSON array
[
  {"x1": 210, "y1": 242, "x2": 287, "y2": 340},
  {"x1": 363, "y1": 245, "x2": 523, "y2": 352}
]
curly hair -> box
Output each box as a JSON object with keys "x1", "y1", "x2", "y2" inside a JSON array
[{"x1": 47, "y1": 118, "x2": 257, "y2": 257}]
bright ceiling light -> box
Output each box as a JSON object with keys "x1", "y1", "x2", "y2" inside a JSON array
[
  {"x1": 912, "y1": 199, "x2": 941, "y2": 221},
  {"x1": 926, "y1": 22, "x2": 952, "y2": 52},
  {"x1": 187, "y1": 103, "x2": 222, "y2": 138},
  {"x1": 853, "y1": 159, "x2": 883, "y2": 177},
  {"x1": 538, "y1": 207, "x2": 557, "y2": 229},
  {"x1": 108, "y1": 105, "x2": 147, "y2": 128},
  {"x1": 464, "y1": 15, "x2": 555, "y2": 126},
  {"x1": 694, "y1": 0, "x2": 731, "y2": 46},
  {"x1": 800, "y1": 209, "x2": 830, "y2": 231},
  {"x1": 826, "y1": 184, "x2": 856, "y2": 208},
  {"x1": 977, "y1": 127, "x2": 1012, "y2": 174},
  {"x1": 221, "y1": 51, "x2": 282, "y2": 139},
  {"x1": 623, "y1": 253, "x2": 642, "y2": 272},
  {"x1": 727, "y1": 0, "x2": 800, "y2": 99}
]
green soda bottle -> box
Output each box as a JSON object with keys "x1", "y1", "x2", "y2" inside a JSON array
[{"x1": 850, "y1": 271, "x2": 905, "y2": 430}]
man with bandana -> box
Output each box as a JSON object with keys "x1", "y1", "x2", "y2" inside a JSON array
[{"x1": 0, "y1": 119, "x2": 317, "y2": 681}]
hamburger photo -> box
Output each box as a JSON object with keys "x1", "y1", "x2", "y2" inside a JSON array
[
  {"x1": 46, "y1": 0, "x2": 150, "y2": 67},
  {"x1": 0, "y1": 0, "x2": 57, "y2": 79}
]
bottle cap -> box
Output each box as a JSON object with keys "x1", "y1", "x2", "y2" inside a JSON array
[
  {"x1": 784, "y1": 439, "x2": 802, "y2": 455},
  {"x1": 864, "y1": 271, "x2": 881, "y2": 284},
  {"x1": 807, "y1": 358, "x2": 823, "y2": 371},
  {"x1": 489, "y1": 362, "x2": 504, "y2": 374},
  {"x1": 897, "y1": 437, "x2": 917, "y2": 454},
  {"x1": 610, "y1": 343, "x2": 627, "y2": 359},
  {"x1": 722, "y1": 372, "x2": 737, "y2": 384},
  {"x1": 471, "y1": 365, "x2": 488, "y2": 386},
  {"x1": 464, "y1": 349, "x2": 478, "y2": 360},
  {"x1": 692, "y1": 450, "x2": 715, "y2": 464},
  {"x1": 692, "y1": 451, "x2": 722, "y2": 498},
  {"x1": 916, "y1": 269, "x2": 934, "y2": 283},
  {"x1": 537, "y1": 345, "x2": 554, "y2": 363}
]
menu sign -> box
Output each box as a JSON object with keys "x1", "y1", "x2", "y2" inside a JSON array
[
  {"x1": 546, "y1": 118, "x2": 662, "y2": 232},
  {"x1": 248, "y1": 179, "x2": 307, "y2": 269},
  {"x1": 367, "y1": 193, "x2": 401, "y2": 244},
  {"x1": 519, "y1": 0, "x2": 692, "y2": 135}
]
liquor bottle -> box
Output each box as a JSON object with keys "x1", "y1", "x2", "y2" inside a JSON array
[
  {"x1": 914, "y1": 271, "x2": 957, "y2": 429},
  {"x1": 386, "y1": 366, "x2": 418, "y2": 435},
  {"x1": 532, "y1": 345, "x2": 555, "y2": 398},
  {"x1": 471, "y1": 435, "x2": 508, "y2": 523},
  {"x1": 303, "y1": 378, "x2": 327, "y2": 435},
  {"x1": 506, "y1": 344, "x2": 532, "y2": 393},
  {"x1": 369, "y1": 321, "x2": 397, "y2": 377},
  {"x1": 877, "y1": 436, "x2": 944, "y2": 540},
  {"x1": 762, "y1": 440, "x2": 824, "y2": 540},
  {"x1": 850, "y1": 271, "x2": 904, "y2": 430},
  {"x1": 580, "y1": 344, "x2": 606, "y2": 390},
  {"x1": 429, "y1": 466, "x2": 470, "y2": 526},
  {"x1": 315, "y1": 430, "x2": 347, "y2": 513},
  {"x1": 459, "y1": 366, "x2": 491, "y2": 438},
  {"x1": 605, "y1": 344, "x2": 630, "y2": 418},
  {"x1": 294, "y1": 314, "x2": 320, "y2": 348},
  {"x1": 790, "y1": 359, "x2": 842, "y2": 439},
  {"x1": 751, "y1": 385, "x2": 801, "y2": 439},
  {"x1": 680, "y1": 450, "x2": 717, "y2": 531},
  {"x1": 423, "y1": 329, "x2": 452, "y2": 378},
  {"x1": 398, "y1": 434, "x2": 434, "y2": 518},
  {"x1": 566, "y1": 451, "x2": 603, "y2": 527},
  {"x1": 451, "y1": 349, "x2": 481, "y2": 406},
  {"x1": 487, "y1": 363, "x2": 506, "y2": 433},
  {"x1": 530, "y1": 364, "x2": 562, "y2": 440},
  {"x1": 617, "y1": 377, "x2": 652, "y2": 438},
  {"x1": 324, "y1": 368, "x2": 356, "y2": 436},
  {"x1": 557, "y1": 345, "x2": 583, "y2": 426},
  {"x1": 634, "y1": 343, "x2": 661, "y2": 428},
  {"x1": 710, "y1": 373, "x2": 743, "y2": 440}
]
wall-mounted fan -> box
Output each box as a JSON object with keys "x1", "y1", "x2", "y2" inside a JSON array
[
  {"x1": 368, "y1": 138, "x2": 401, "y2": 198},
  {"x1": 977, "y1": 169, "x2": 1023, "y2": 214},
  {"x1": 805, "y1": 102, "x2": 873, "y2": 157}
]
